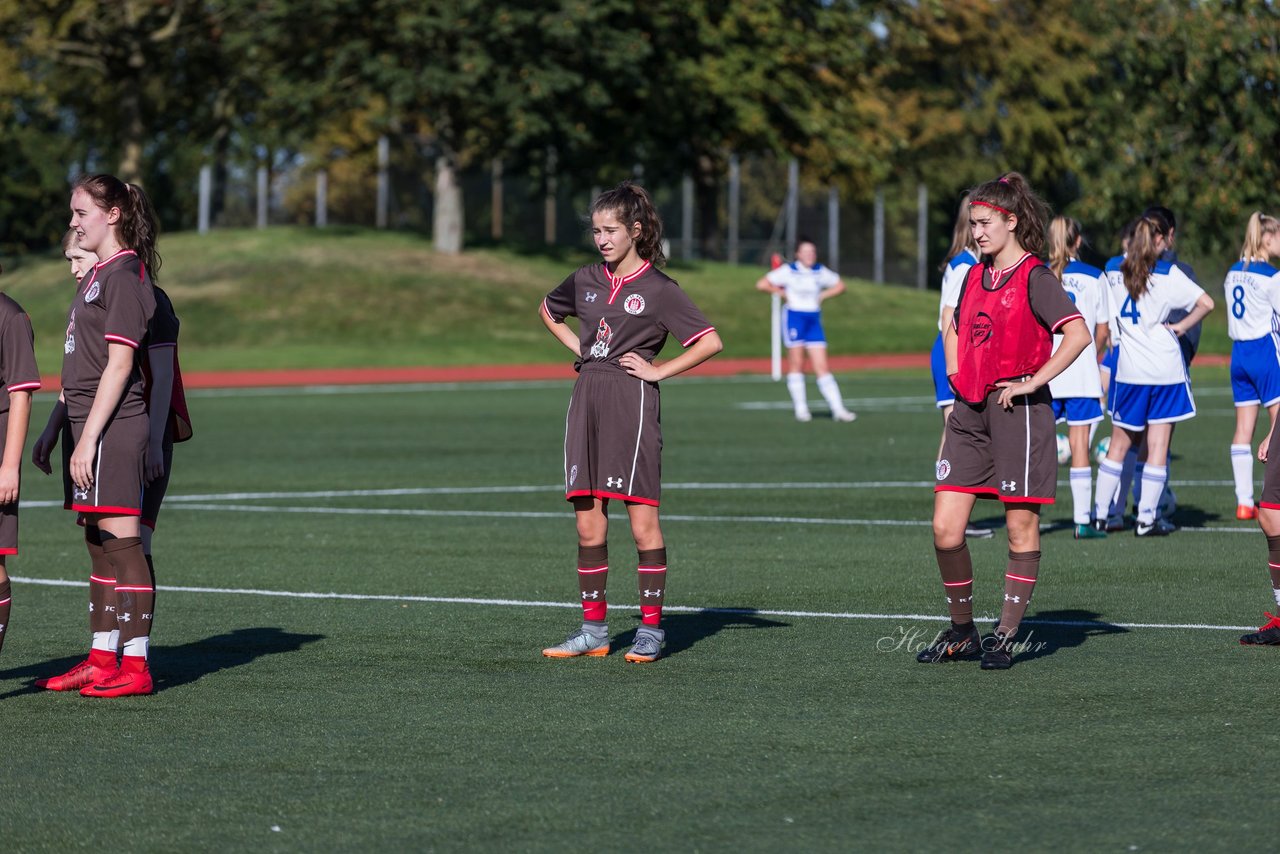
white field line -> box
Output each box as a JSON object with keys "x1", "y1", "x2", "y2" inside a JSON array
[{"x1": 10, "y1": 575, "x2": 1255, "y2": 633}]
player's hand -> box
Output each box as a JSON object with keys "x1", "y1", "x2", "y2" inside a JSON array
[
  {"x1": 145, "y1": 442, "x2": 164, "y2": 484},
  {"x1": 1164, "y1": 323, "x2": 1185, "y2": 337},
  {"x1": 1261, "y1": 434, "x2": 1272, "y2": 463},
  {"x1": 0, "y1": 467, "x2": 19, "y2": 505},
  {"x1": 69, "y1": 439, "x2": 96, "y2": 492},
  {"x1": 31, "y1": 430, "x2": 56, "y2": 475},
  {"x1": 618, "y1": 352, "x2": 661, "y2": 383},
  {"x1": 995, "y1": 379, "x2": 1037, "y2": 410}
]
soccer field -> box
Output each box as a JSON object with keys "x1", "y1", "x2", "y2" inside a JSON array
[{"x1": 1, "y1": 368, "x2": 1274, "y2": 851}]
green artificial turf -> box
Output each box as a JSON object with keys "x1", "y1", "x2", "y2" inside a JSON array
[{"x1": 0, "y1": 366, "x2": 1273, "y2": 850}]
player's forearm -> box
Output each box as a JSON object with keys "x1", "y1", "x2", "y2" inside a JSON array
[
  {"x1": 654, "y1": 332, "x2": 723, "y2": 381},
  {"x1": 943, "y1": 324, "x2": 959, "y2": 376},
  {"x1": 540, "y1": 305, "x2": 581, "y2": 356}
]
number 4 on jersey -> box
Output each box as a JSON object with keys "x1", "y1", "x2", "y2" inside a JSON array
[{"x1": 1120, "y1": 296, "x2": 1141, "y2": 324}]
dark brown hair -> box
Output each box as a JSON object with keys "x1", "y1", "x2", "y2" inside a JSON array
[
  {"x1": 967, "y1": 172, "x2": 1049, "y2": 257},
  {"x1": 589, "y1": 181, "x2": 666, "y2": 268},
  {"x1": 73, "y1": 174, "x2": 162, "y2": 282}
]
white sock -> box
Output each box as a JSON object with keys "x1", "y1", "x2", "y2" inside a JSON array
[
  {"x1": 1231, "y1": 443, "x2": 1255, "y2": 505},
  {"x1": 786, "y1": 373, "x2": 808, "y2": 414},
  {"x1": 123, "y1": 635, "x2": 150, "y2": 659},
  {"x1": 1137, "y1": 464, "x2": 1168, "y2": 525},
  {"x1": 1069, "y1": 466, "x2": 1093, "y2": 525},
  {"x1": 1111, "y1": 449, "x2": 1137, "y2": 518},
  {"x1": 1095, "y1": 458, "x2": 1123, "y2": 522},
  {"x1": 816, "y1": 373, "x2": 848, "y2": 415},
  {"x1": 91, "y1": 631, "x2": 114, "y2": 653}
]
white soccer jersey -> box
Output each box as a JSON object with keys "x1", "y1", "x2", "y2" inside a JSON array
[
  {"x1": 766, "y1": 262, "x2": 840, "y2": 313},
  {"x1": 1225, "y1": 260, "x2": 1280, "y2": 341},
  {"x1": 1108, "y1": 260, "x2": 1205, "y2": 384},
  {"x1": 937, "y1": 249, "x2": 978, "y2": 331},
  {"x1": 1103, "y1": 255, "x2": 1124, "y2": 328},
  {"x1": 1048, "y1": 260, "x2": 1105, "y2": 398}
]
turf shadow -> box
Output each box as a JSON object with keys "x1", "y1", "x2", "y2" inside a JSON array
[
  {"x1": 619, "y1": 608, "x2": 790, "y2": 659},
  {"x1": 154, "y1": 627, "x2": 326, "y2": 690},
  {"x1": 1014, "y1": 608, "x2": 1129, "y2": 663}
]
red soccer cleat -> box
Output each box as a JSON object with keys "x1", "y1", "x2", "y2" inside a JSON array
[
  {"x1": 1236, "y1": 504, "x2": 1258, "y2": 521},
  {"x1": 1239, "y1": 613, "x2": 1280, "y2": 646},
  {"x1": 79, "y1": 663, "x2": 153, "y2": 698},
  {"x1": 35, "y1": 654, "x2": 116, "y2": 691}
]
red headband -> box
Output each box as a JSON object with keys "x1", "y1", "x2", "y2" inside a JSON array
[{"x1": 970, "y1": 200, "x2": 1013, "y2": 217}]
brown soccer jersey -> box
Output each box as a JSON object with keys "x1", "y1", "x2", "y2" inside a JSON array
[
  {"x1": 542, "y1": 262, "x2": 716, "y2": 373},
  {"x1": 61, "y1": 249, "x2": 156, "y2": 422},
  {"x1": 0, "y1": 294, "x2": 41, "y2": 413}
]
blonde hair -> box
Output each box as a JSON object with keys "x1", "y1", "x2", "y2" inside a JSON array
[
  {"x1": 940, "y1": 192, "x2": 975, "y2": 271},
  {"x1": 1047, "y1": 216, "x2": 1082, "y2": 279},
  {"x1": 1240, "y1": 211, "x2": 1280, "y2": 262}
]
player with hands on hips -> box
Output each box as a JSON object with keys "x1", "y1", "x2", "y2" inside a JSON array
[
  {"x1": 539, "y1": 181, "x2": 722, "y2": 664},
  {"x1": 921, "y1": 172, "x2": 1090, "y2": 671},
  {"x1": 755, "y1": 237, "x2": 856, "y2": 422},
  {"x1": 1091, "y1": 215, "x2": 1214, "y2": 538}
]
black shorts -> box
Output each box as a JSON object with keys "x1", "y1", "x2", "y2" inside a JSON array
[
  {"x1": 935, "y1": 387, "x2": 1057, "y2": 504},
  {"x1": 64, "y1": 414, "x2": 147, "y2": 517},
  {"x1": 563, "y1": 364, "x2": 662, "y2": 506}
]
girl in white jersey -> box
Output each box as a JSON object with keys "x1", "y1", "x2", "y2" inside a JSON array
[
  {"x1": 1046, "y1": 217, "x2": 1108, "y2": 539},
  {"x1": 756, "y1": 237, "x2": 855, "y2": 422},
  {"x1": 1225, "y1": 212, "x2": 1280, "y2": 520},
  {"x1": 1092, "y1": 216, "x2": 1214, "y2": 537}
]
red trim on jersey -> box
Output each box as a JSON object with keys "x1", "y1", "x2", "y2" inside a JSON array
[
  {"x1": 6, "y1": 381, "x2": 40, "y2": 392},
  {"x1": 69, "y1": 503, "x2": 141, "y2": 516},
  {"x1": 1051, "y1": 313, "x2": 1084, "y2": 332},
  {"x1": 604, "y1": 260, "x2": 652, "y2": 305},
  {"x1": 104, "y1": 334, "x2": 141, "y2": 349},
  {"x1": 682, "y1": 327, "x2": 716, "y2": 347},
  {"x1": 93, "y1": 249, "x2": 137, "y2": 269}
]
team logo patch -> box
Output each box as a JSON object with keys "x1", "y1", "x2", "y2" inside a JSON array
[
  {"x1": 1000, "y1": 287, "x2": 1020, "y2": 308},
  {"x1": 569, "y1": 465, "x2": 578, "y2": 486},
  {"x1": 589, "y1": 318, "x2": 613, "y2": 359},
  {"x1": 83, "y1": 281, "x2": 100, "y2": 303},
  {"x1": 970, "y1": 311, "x2": 993, "y2": 347},
  {"x1": 623, "y1": 294, "x2": 645, "y2": 315},
  {"x1": 936, "y1": 459, "x2": 951, "y2": 481}
]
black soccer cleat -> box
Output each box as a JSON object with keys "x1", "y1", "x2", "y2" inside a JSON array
[
  {"x1": 1134, "y1": 518, "x2": 1178, "y2": 538},
  {"x1": 1239, "y1": 612, "x2": 1280, "y2": 646},
  {"x1": 916, "y1": 622, "x2": 982, "y2": 663},
  {"x1": 980, "y1": 630, "x2": 1016, "y2": 670}
]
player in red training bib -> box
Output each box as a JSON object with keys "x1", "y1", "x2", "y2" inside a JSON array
[
  {"x1": 538, "y1": 182, "x2": 722, "y2": 663},
  {"x1": 920, "y1": 173, "x2": 1090, "y2": 670}
]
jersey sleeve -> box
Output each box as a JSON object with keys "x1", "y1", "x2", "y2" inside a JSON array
[
  {"x1": 542, "y1": 271, "x2": 578, "y2": 322},
  {"x1": 148, "y1": 289, "x2": 180, "y2": 348},
  {"x1": 1165, "y1": 266, "x2": 1207, "y2": 313},
  {"x1": 0, "y1": 310, "x2": 40, "y2": 393},
  {"x1": 102, "y1": 268, "x2": 155, "y2": 349},
  {"x1": 659, "y1": 283, "x2": 716, "y2": 347},
  {"x1": 1028, "y1": 266, "x2": 1083, "y2": 332},
  {"x1": 765, "y1": 267, "x2": 789, "y2": 287},
  {"x1": 817, "y1": 267, "x2": 840, "y2": 289},
  {"x1": 939, "y1": 262, "x2": 968, "y2": 310}
]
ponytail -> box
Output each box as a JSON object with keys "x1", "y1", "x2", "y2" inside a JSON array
[
  {"x1": 72, "y1": 174, "x2": 162, "y2": 282},
  {"x1": 940, "y1": 191, "x2": 975, "y2": 271},
  {"x1": 1240, "y1": 211, "x2": 1280, "y2": 262},
  {"x1": 589, "y1": 181, "x2": 666, "y2": 268},
  {"x1": 1120, "y1": 216, "x2": 1166, "y2": 302},
  {"x1": 1047, "y1": 216, "x2": 1081, "y2": 279},
  {"x1": 967, "y1": 172, "x2": 1049, "y2": 257}
]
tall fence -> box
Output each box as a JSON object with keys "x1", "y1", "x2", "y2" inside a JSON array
[{"x1": 198, "y1": 143, "x2": 947, "y2": 290}]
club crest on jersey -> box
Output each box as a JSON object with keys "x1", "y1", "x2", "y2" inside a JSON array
[
  {"x1": 970, "y1": 311, "x2": 993, "y2": 347},
  {"x1": 84, "y1": 281, "x2": 100, "y2": 303},
  {"x1": 589, "y1": 317, "x2": 613, "y2": 358},
  {"x1": 936, "y1": 459, "x2": 951, "y2": 480},
  {"x1": 584, "y1": 291, "x2": 598, "y2": 303},
  {"x1": 623, "y1": 294, "x2": 646, "y2": 315},
  {"x1": 1000, "y1": 287, "x2": 1020, "y2": 308},
  {"x1": 64, "y1": 311, "x2": 76, "y2": 355}
]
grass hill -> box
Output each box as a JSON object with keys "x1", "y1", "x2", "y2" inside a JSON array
[{"x1": 0, "y1": 227, "x2": 1231, "y2": 373}]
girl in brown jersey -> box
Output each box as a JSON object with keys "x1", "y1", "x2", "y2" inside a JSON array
[
  {"x1": 538, "y1": 181, "x2": 723, "y2": 663},
  {"x1": 34, "y1": 175, "x2": 159, "y2": 698},
  {"x1": 920, "y1": 173, "x2": 1090, "y2": 670}
]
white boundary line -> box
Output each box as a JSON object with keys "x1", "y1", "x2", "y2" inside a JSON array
[{"x1": 10, "y1": 576, "x2": 1255, "y2": 632}]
